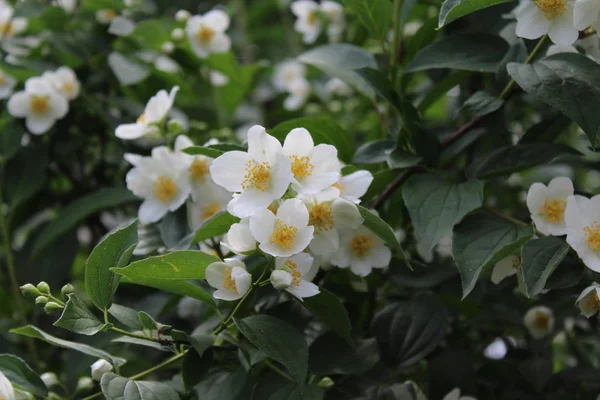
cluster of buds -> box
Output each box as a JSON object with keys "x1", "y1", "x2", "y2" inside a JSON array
[{"x1": 20, "y1": 282, "x2": 74, "y2": 314}]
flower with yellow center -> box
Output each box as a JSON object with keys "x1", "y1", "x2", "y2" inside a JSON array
[
  {"x1": 576, "y1": 284, "x2": 600, "y2": 318},
  {"x1": 527, "y1": 177, "x2": 574, "y2": 235},
  {"x1": 291, "y1": 0, "x2": 322, "y2": 44},
  {"x1": 270, "y1": 253, "x2": 320, "y2": 300},
  {"x1": 566, "y1": 194, "x2": 600, "y2": 272},
  {"x1": 321, "y1": 1, "x2": 345, "y2": 43},
  {"x1": 186, "y1": 10, "x2": 231, "y2": 59},
  {"x1": 250, "y1": 198, "x2": 314, "y2": 257},
  {"x1": 515, "y1": 0, "x2": 577, "y2": 46},
  {"x1": 211, "y1": 126, "x2": 293, "y2": 218},
  {"x1": 189, "y1": 156, "x2": 210, "y2": 183},
  {"x1": 95, "y1": 9, "x2": 117, "y2": 24},
  {"x1": 331, "y1": 225, "x2": 391, "y2": 277},
  {"x1": 0, "y1": 4, "x2": 27, "y2": 40},
  {"x1": 0, "y1": 370, "x2": 15, "y2": 400},
  {"x1": 206, "y1": 259, "x2": 252, "y2": 301},
  {"x1": 523, "y1": 305, "x2": 554, "y2": 339},
  {"x1": 188, "y1": 180, "x2": 231, "y2": 229},
  {"x1": 43, "y1": 66, "x2": 80, "y2": 101},
  {"x1": 332, "y1": 170, "x2": 374, "y2": 204}
]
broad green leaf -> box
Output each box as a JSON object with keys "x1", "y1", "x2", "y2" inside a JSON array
[
  {"x1": 112, "y1": 336, "x2": 165, "y2": 351},
  {"x1": 402, "y1": 174, "x2": 484, "y2": 252},
  {"x1": 100, "y1": 373, "x2": 179, "y2": 400},
  {"x1": 85, "y1": 220, "x2": 138, "y2": 311},
  {"x1": 520, "y1": 237, "x2": 569, "y2": 298},
  {"x1": 3, "y1": 142, "x2": 47, "y2": 208},
  {"x1": 119, "y1": 277, "x2": 214, "y2": 306},
  {"x1": 452, "y1": 213, "x2": 533, "y2": 298},
  {"x1": 342, "y1": 0, "x2": 392, "y2": 41},
  {"x1": 519, "y1": 115, "x2": 571, "y2": 144},
  {"x1": 235, "y1": 315, "x2": 308, "y2": 385},
  {"x1": 108, "y1": 52, "x2": 150, "y2": 86},
  {"x1": 466, "y1": 144, "x2": 579, "y2": 179},
  {"x1": 269, "y1": 117, "x2": 354, "y2": 164},
  {"x1": 32, "y1": 188, "x2": 139, "y2": 256},
  {"x1": 302, "y1": 288, "x2": 353, "y2": 346},
  {"x1": 195, "y1": 368, "x2": 248, "y2": 400},
  {"x1": 10, "y1": 326, "x2": 125, "y2": 365},
  {"x1": 54, "y1": 294, "x2": 108, "y2": 335},
  {"x1": 439, "y1": 0, "x2": 512, "y2": 28},
  {"x1": 309, "y1": 333, "x2": 378, "y2": 375},
  {"x1": 182, "y1": 348, "x2": 213, "y2": 392},
  {"x1": 0, "y1": 119, "x2": 24, "y2": 163},
  {"x1": 159, "y1": 209, "x2": 189, "y2": 249},
  {"x1": 353, "y1": 140, "x2": 396, "y2": 164},
  {"x1": 417, "y1": 71, "x2": 470, "y2": 113},
  {"x1": 138, "y1": 311, "x2": 157, "y2": 331},
  {"x1": 386, "y1": 149, "x2": 422, "y2": 169},
  {"x1": 0, "y1": 354, "x2": 47, "y2": 397},
  {"x1": 508, "y1": 53, "x2": 600, "y2": 146},
  {"x1": 461, "y1": 91, "x2": 504, "y2": 117},
  {"x1": 188, "y1": 334, "x2": 214, "y2": 357},
  {"x1": 371, "y1": 294, "x2": 449, "y2": 367},
  {"x1": 112, "y1": 250, "x2": 219, "y2": 281},
  {"x1": 108, "y1": 304, "x2": 144, "y2": 330},
  {"x1": 405, "y1": 34, "x2": 509, "y2": 73},
  {"x1": 192, "y1": 212, "x2": 240, "y2": 244},
  {"x1": 298, "y1": 44, "x2": 378, "y2": 98},
  {"x1": 131, "y1": 19, "x2": 173, "y2": 52}
]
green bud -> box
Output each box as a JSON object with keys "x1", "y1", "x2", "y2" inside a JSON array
[
  {"x1": 35, "y1": 296, "x2": 48, "y2": 305},
  {"x1": 37, "y1": 281, "x2": 50, "y2": 294},
  {"x1": 166, "y1": 119, "x2": 183, "y2": 136},
  {"x1": 20, "y1": 284, "x2": 41, "y2": 298},
  {"x1": 317, "y1": 377, "x2": 334, "y2": 388},
  {"x1": 44, "y1": 302, "x2": 63, "y2": 314},
  {"x1": 61, "y1": 284, "x2": 74, "y2": 297}
]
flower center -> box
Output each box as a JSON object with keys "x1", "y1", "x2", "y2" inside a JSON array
[
  {"x1": 308, "y1": 203, "x2": 334, "y2": 234},
  {"x1": 153, "y1": 176, "x2": 177, "y2": 203},
  {"x1": 511, "y1": 256, "x2": 522, "y2": 270},
  {"x1": 197, "y1": 26, "x2": 215, "y2": 45},
  {"x1": 137, "y1": 113, "x2": 146, "y2": 124},
  {"x1": 267, "y1": 201, "x2": 279, "y2": 214},
  {"x1": 539, "y1": 197, "x2": 566, "y2": 223},
  {"x1": 243, "y1": 160, "x2": 271, "y2": 192},
  {"x1": 532, "y1": 311, "x2": 550, "y2": 330},
  {"x1": 201, "y1": 202, "x2": 221, "y2": 220},
  {"x1": 535, "y1": 0, "x2": 567, "y2": 19},
  {"x1": 190, "y1": 158, "x2": 210, "y2": 184},
  {"x1": 223, "y1": 267, "x2": 238, "y2": 293},
  {"x1": 270, "y1": 219, "x2": 298, "y2": 249},
  {"x1": 0, "y1": 72, "x2": 5, "y2": 86},
  {"x1": 351, "y1": 234, "x2": 374, "y2": 257},
  {"x1": 105, "y1": 10, "x2": 117, "y2": 19},
  {"x1": 63, "y1": 82, "x2": 74, "y2": 95},
  {"x1": 284, "y1": 260, "x2": 302, "y2": 286},
  {"x1": 307, "y1": 11, "x2": 319, "y2": 25},
  {"x1": 30, "y1": 96, "x2": 50, "y2": 115},
  {"x1": 0, "y1": 22, "x2": 15, "y2": 36},
  {"x1": 584, "y1": 221, "x2": 600, "y2": 252},
  {"x1": 290, "y1": 155, "x2": 314, "y2": 180}
]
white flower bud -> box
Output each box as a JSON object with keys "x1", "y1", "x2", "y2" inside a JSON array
[
  {"x1": 41, "y1": 372, "x2": 59, "y2": 388},
  {"x1": 0, "y1": 371, "x2": 15, "y2": 400},
  {"x1": 174, "y1": 9, "x2": 190, "y2": 22},
  {"x1": 161, "y1": 41, "x2": 175, "y2": 54},
  {"x1": 90, "y1": 359, "x2": 113, "y2": 381},
  {"x1": 270, "y1": 270, "x2": 292, "y2": 290},
  {"x1": 76, "y1": 377, "x2": 94, "y2": 392},
  {"x1": 523, "y1": 306, "x2": 555, "y2": 339},
  {"x1": 171, "y1": 28, "x2": 185, "y2": 41}
]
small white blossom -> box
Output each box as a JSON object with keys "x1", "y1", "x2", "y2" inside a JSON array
[
  {"x1": 177, "y1": 297, "x2": 203, "y2": 319},
  {"x1": 210, "y1": 70, "x2": 229, "y2": 86},
  {"x1": 75, "y1": 377, "x2": 94, "y2": 392},
  {"x1": 291, "y1": 0, "x2": 321, "y2": 44},
  {"x1": 174, "y1": 135, "x2": 220, "y2": 200},
  {"x1": 0, "y1": 371, "x2": 15, "y2": 400},
  {"x1": 321, "y1": 1, "x2": 345, "y2": 42},
  {"x1": 108, "y1": 16, "x2": 136, "y2": 36},
  {"x1": 187, "y1": 183, "x2": 231, "y2": 229},
  {"x1": 0, "y1": 68, "x2": 16, "y2": 99},
  {"x1": 325, "y1": 77, "x2": 352, "y2": 97},
  {"x1": 41, "y1": 372, "x2": 59, "y2": 388},
  {"x1": 223, "y1": 218, "x2": 257, "y2": 254},
  {"x1": 0, "y1": 4, "x2": 27, "y2": 40},
  {"x1": 332, "y1": 170, "x2": 373, "y2": 204},
  {"x1": 271, "y1": 253, "x2": 320, "y2": 300},
  {"x1": 514, "y1": 0, "x2": 578, "y2": 45},
  {"x1": 491, "y1": 254, "x2": 521, "y2": 284},
  {"x1": 443, "y1": 388, "x2": 477, "y2": 400},
  {"x1": 8, "y1": 76, "x2": 68, "y2": 135},
  {"x1": 43, "y1": 66, "x2": 80, "y2": 100},
  {"x1": 171, "y1": 27, "x2": 185, "y2": 41},
  {"x1": 55, "y1": 0, "x2": 77, "y2": 13},
  {"x1": 331, "y1": 225, "x2": 391, "y2": 277},
  {"x1": 90, "y1": 359, "x2": 113, "y2": 381},
  {"x1": 523, "y1": 305, "x2": 555, "y2": 339},
  {"x1": 576, "y1": 283, "x2": 600, "y2": 318},
  {"x1": 186, "y1": 10, "x2": 231, "y2": 59},
  {"x1": 115, "y1": 86, "x2": 179, "y2": 140},
  {"x1": 284, "y1": 78, "x2": 310, "y2": 110},
  {"x1": 206, "y1": 258, "x2": 252, "y2": 301},
  {"x1": 273, "y1": 60, "x2": 306, "y2": 92},
  {"x1": 161, "y1": 41, "x2": 175, "y2": 54},
  {"x1": 565, "y1": 194, "x2": 600, "y2": 272},
  {"x1": 95, "y1": 9, "x2": 118, "y2": 24},
  {"x1": 175, "y1": 9, "x2": 191, "y2": 22},
  {"x1": 526, "y1": 177, "x2": 574, "y2": 236}
]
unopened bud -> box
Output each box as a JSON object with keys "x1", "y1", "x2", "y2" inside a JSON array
[
  {"x1": 171, "y1": 28, "x2": 185, "y2": 41},
  {"x1": 270, "y1": 270, "x2": 292, "y2": 290},
  {"x1": 44, "y1": 302, "x2": 63, "y2": 314},
  {"x1": 91, "y1": 359, "x2": 113, "y2": 381},
  {"x1": 161, "y1": 41, "x2": 175, "y2": 54},
  {"x1": 317, "y1": 377, "x2": 334, "y2": 388},
  {"x1": 20, "y1": 284, "x2": 40, "y2": 298},
  {"x1": 37, "y1": 282, "x2": 50, "y2": 294},
  {"x1": 41, "y1": 372, "x2": 59, "y2": 388},
  {"x1": 61, "y1": 284, "x2": 74, "y2": 297},
  {"x1": 167, "y1": 119, "x2": 183, "y2": 135},
  {"x1": 76, "y1": 376, "x2": 94, "y2": 392},
  {"x1": 174, "y1": 9, "x2": 190, "y2": 22},
  {"x1": 35, "y1": 296, "x2": 48, "y2": 305}
]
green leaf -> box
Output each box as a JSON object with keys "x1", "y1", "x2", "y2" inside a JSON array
[
  {"x1": 85, "y1": 220, "x2": 138, "y2": 311},
  {"x1": 269, "y1": 117, "x2": 354, "y2": 164},
  {"x1": 182, "y1": 146, "x2": 224, "y2": 158},
  {"x1": 108, "y1": 304, "x2": 144, "y2": 330},
  {"x1": 466, "y1": 144, "x2": 579, "y2": 179},
  {"x1": 54, "y1": 294, "x2": 108, "y2": 335},
  {"x1": 100, "y1": 373, "x2": 180, "y2": 400},
  {"x1": 131, "y1": 19, "x2": 173, "y2": 52},
  {"x1": 309, "y1": 333, "x2": 378, "y2": 375},
  {"x1": 119, "y1": 276, "x2": 215, "y2": 306},
  {"x1": 192, "y1": 212, "x2": 240, "y2": 244},
  {"x1": 363, "y1": 169, "x2": 398, "y2": 201},
  {"x1": 439, "y1": 0, "x2": 513, "y2": 28},
  {"x1": 353, "y1": 140, "x2": 396, "y2": 164},
  {"x1": 302, "y1": 288, "x2": 353, "y2": 346},
  {"x1": 0, "y1": 119, "x2": 24, "y2": 163},
  {"x1": 32, "y1": 188, "x2": 139, "y2": 256},
  {"x1": 342, "y1": 0, "x2": 392, "y2": 40},
  {"x1": 182, "y1": 348, "x2": 213, "y2": 392},
  {"x1": 298, "y1": 44, "x2": 378, "y2": 97},
  {"x1": 0, "y1": 354, "x2": 47, "y2": 397},
  {"x1": 520, "y1": 237, "x2": 569, "y2": 298},
  {"x1": 112, "y1": 250, "x2": 219, "y2": 281},
  {"x1": 188, "y1": 334, "x2": 214, "y2": 357},
  {"x1": 235, "y1": 315, "x2": 308, "y2": 385},
  {"x1": 519, "y1": 115, "x2": 572, "y2": 144},
  {"x1": 461, "y1": 91, "x2": 504, "y2": 117},
  {"x1": 3, "y1": 142, "x2": 48, "y2": 208},
  {"x1": 195, "y1": 368, "x2": 248, "y2": 400},
  {"x1": 417, "y1": 71, "x2": 470, "y2": 113},
  {"x1": 452, "y1": 213, "x2": 533, "y2": 298},
  {"x1": 138, "y1": 311, "x2": 157, "y2": 331},
  {"x1": 405, "y1": 33, "x2": 509, "y2": 73},
  {"x1": 507, "y1": 53, "x2": 600, "y2": 146},
  {"x1": 386, "y1": 149, "x2": 422, "y2": 169},
  {"x1": 10, "y1": 326, "x2": 125, "y2": 365},
  {"x1": 403, "y1": 174, "x2": 484, "y2": 252},
  {"x1": 371, "y1": 294, "x2": 449, "y2": 367}
]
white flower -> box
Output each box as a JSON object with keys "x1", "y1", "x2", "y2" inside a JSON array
[
  {"x1": 40, "y1": 372, "x2": 59, "y2": 388},
  {"x1": 273, "y1": 59, "x2": 306, "y2": 92},
  {"x1": 126, "y1": 146, "x2": 191, "y2": 224},
  {"x1": 90, "y1": 359, "x2": 113, "y2": 381},
  {"x1": 55, "y1": 0, "x2": 77, "y2": 13},
  {"x1": 300, "y1": 187, "x2": 363, "y2": 258},
  {"x1": 136, "y1": 51, "x2": 181, "y2": 74},
  {"x1": 161, "y1": 41, "x2": 175, "y2": 54},
  {"x1": 171, "y1": 27, "x2": 185, "y2": 41},
  {"x1": 291, "y1": 0, "x2": 321, "y2": 44},
  {"x1": 331, "y1": 224, "x2": 391, "y2": 277},
  {"x1": 523, "y1": 305, "x2": 555, "y2": 339},
  {"x1": 514, "y1": 0, "x2": 578, "y2": 45},
  {"x1": 108, "y1": 16, "x2": 136, "y2": 36},
  {"x1": 95, "y1": 9, "x2": 118, "y2": 24},
  {"x1": 210, "y1": 70, "x2": 229, "y2": 86},
  {"x1": 270, "y1": 253, "x2": 320, "y2": 300},
  {"x1": 210, "y1": 125, "x2": 293, "y2": 218},
  {"x1": 0, "y1": 371, "x2": 14, "y2": 400},
  {"x1": 443, "y1": 388, "x2": 477, "y2": 400},
  {"x1": 7, "y1": 76, "x2": 68, "y2": 135},
  {"x1": 527, "y1": 177, "x2": 573, "y2": 236},
  {"x1": 321, "y1": 1, "x2": 344, "y2": 42},
  {"x1": 75, "y1": 376, "x2": 93, "y2": 392},
  {"x1": 223, "y1": 218, "x2": 257, "y2": 254},
  {"x1": 250, "y1": 198, "x2": 314, "y2": 257},
  {"x1": 175, "y1": 9, "x2": 191, "y2": 23},
  {"x1": 282, "y1": 128, "x2": 340, "y2": 194},
  {"x1": 187, "y1": 182, "x2": 231, "y2": 229},
  {"x1": 332, "y1": 170, "x2": 373, "y2": 204},
  {"x1": 115, "y1": 86, "x2": 179, "y2": 140},
  {"x1": 284, "y1": 78, "x2": 310, "y2": 111},
  {"x1": 43, "y1": 66, "x2": 80, "y2": 100},
  {"x1": 186, "y1": 10, "x2": 231, "y2": 59},
  {"x1": 576, "y1": 283, "x2": 600, "y2": 318},
  {"x1": 491, "y1": 254, "x2": 521, "y2": 284},
  {"x1": 0, "y1": 4, "x2": 27, "y2": 40},
  {"x1": 0, "y1": 68, "x2": 16, "y2": 99},
  {"x1": 574, "y1": 0, "x2": 600, "y2": 35},
  {"x1": 565, "y1": 194, "x2": 600, "y2": 272},
  {"x1": 205, "y1": 258, "x2": 252, "y2": 301},
  {"x1": 546, "y1": 44, "x2": 579, "y2": 56},
  {"x1": 174, "y1": 135, "x2": 219, "y2": 200},
  {"x1": 325, "y1": 77, "x2": 352, "y2": 97}
]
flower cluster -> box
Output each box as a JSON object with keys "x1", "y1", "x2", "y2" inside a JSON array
[
  {"x1": 272, "y1": 59, "x2": 311, "y2": 111},
  {"x1": 291, "y1": 0, "x2": 345, "y2": 44}
]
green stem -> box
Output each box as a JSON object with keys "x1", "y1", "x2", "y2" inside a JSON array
[
  {"x1": 499, "y1": 35, "x2": 548, "y2": 100},
  {"x1": 109, "y1": 327, "x2": 161, "y2": 343},
  {"x1": 212, "y1": 286, "x2": 254, "y2": 335},
  {"x1": 48, "y1": 295, "x2": 65, "y2": 307},
  {"x1": 264, "y1": 359, "x2": 294, "y2": 382},
  {"x1": 390, "y1": 0, "x2": 402, "y2": 89}
]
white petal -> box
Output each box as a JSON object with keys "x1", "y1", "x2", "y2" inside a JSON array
[
  {"x1": 138, "y1": 199, "x2": 169, "y2": 224},
  {"x1": 7, "y1": 91, "x2": 29, "y2": 117},
  {"x1": 231, "y1": 189, "x2": 275, "y2": 218},
  {"x1": 289, "y1": 252, "x2": 314, "y2": 275},
  {"x1": 204, "y1": 9, "x2": 230, "y2": 32},
  {"x1": 116, "y1": 123, "x2": 146, "y2": 140},
  {"x1": 442, "y1": 388, "x2": 461, "y2": 400},
  {"x1": 291, "y1": 0, "x2": 319, "y2": 17},
  {"x1": 309, "y1": 229, "x2": 339, "y2": 257},
  {"x1": 210, "y1": 151, "x2": 252, "y2": 192},
  {"x1": 248, "y1": 125, "x2": 282, "y2": 163},
  {"x1": 26, "y1": 115, "x2": 55, "y2": 135},
  {"x1": 174, "y1": 134, "x2": 194, "y2": 151},
  {"x1": 225, "y1": 220, "x2": 257, "y2": 254},
  {"x1": 209, "y1": 33, "x2": 231, "y2": 54},
  {"x1": 515, "y1": 3, "x2": 550, "y2": 40},
  {"x1": 283, "y1": 128, "x2": 314, "y2": 157},
  {"x1": 289, "y1": 226, "x2": 314, "y2": 255},
  {"x1": 232, "y1": 267, "x2": 252, "y2": 295},
  {"x1": 205, "y1": 262, "x2": 228, "y2": 288},
  {"x1": 332, "y1": 198, "x2": 363, "y2": 229},
  {"x1": 310, "y1": 144, "x2": 340, "y2": 173},
  {"x1": 286, "y1": 280, "x2": 320, "y2": 300},
  {"x1": 526, "y1": 183, "x2": 548, "y2": 216},
  {"x1": 277, "y1": 198, "x2": 309, "y2": 227},
  {"x1": 491, "y1": 255, "x2": 518, "y2": 284},
  {"x1": 548, "y1": 8, "x2": 579, "y2": 46},
  {"x1": 0, "y1": 371, "x2": 15, "y2": 400},
  {"x1": 269, "y1": 153, "x2": 293, "y2": 199},
  {"x1": 340, "y1": 170, "x2": 373, "y2": 202},
  {"x1": 574, "y1": 0, "x2": 600, "y2": 29},
  {"x1": 369, "y1": 243, "x2": 392, "y2": 268},
  {"x1": 213, "y1": 288, "x2": 242, "y2": 301},
  {"x1": 49, "y1": 93, "x2": 69, "y2": 119},
  {"x1": 249, "y1": 208, "x2": 277, "y2": 243}
]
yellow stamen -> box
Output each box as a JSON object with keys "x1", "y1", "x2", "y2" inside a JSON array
[
  {"x1": 105, "y1": 10, "x2": 117, "y2": 19},
  {"x1": 535, "y1": 0, "x2": 567, "y2": 19},
  {"x1": 351, "y1": 234, "x2": 374, "y2": 257},
  {"x1": 307, "y1": 11, "x2": 319, "y2": 25},
  {"x1": 284, "y1": 260, "x2": 302, "y2": 287},
  {"x1": 190, "y1": 158, "x2": 210, "y2": 184},
  {"x1": 585, "y1": 290, "x2": 600, "y2": 311},
  {"x1": 290, "y1": 155, "x2": 314, "y2": 180},
  {"x1": 197, "y1": 26, "x2": 215, "y2": 44},
  {"x1": 270, "y1": 219, "x2": 298, "y2": 249},
  {"x1": 30, "y1": 96, "x2": 50, "y2": 115},
  {"x1": 223, "y1": 267, "x2": 238, "y2": 293},
  {"x1": 308, "y1": 203, "x2": 334, "y2": 234},
  {"x1": 0, "y1": 22, "x2": 16, "y2": 36},
  {"x1": 584, "y1": 221, "x2": 600, "y2": 252},
  {"x1": 0, "y1": 72, "x2": 5, "y2": 86},
  {"x1": 532, "y1": 311, "x2": 550, "y2": 330},
  {"x1": 63, "y1": 82, "x2": 74, "y2": 95},
  {"x1": 511, "y1": 256, "x2": 522, "y2": 270},
  {"x1": 242, "y1": 160, "x2": 271, "y2": 192},
  {"x1": 153, "y1": 176, "x2": 177, "y2": 203},
  {"x1": 267, "y1": 202, "x2": 279, "y2": 214},
  {"x1": 137, "y1": 113, "x2": 146, "y2": 124},
  {"x1": 332, "y1": 182, "x2": 344, "y2": 192},
  {"x1": 539, "y1": 197, "x2": 566, "y2": 223},
  {"x1": 201, "y1": 203, "x2": 221, "y2": 220}
]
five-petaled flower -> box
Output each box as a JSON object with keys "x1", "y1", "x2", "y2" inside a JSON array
[
  {"x1": 514, "y1": 0, "x2": 578, "y2": 45},
  {"x1": 206, "y1": 258, "x2": 252, "y2": 301},
  {"x1": 523, "y1": 305, "x2": 555, "y2": 339},
  {"x1": 270, "y1": 253, "x2": 320, "y2": 300},
  {"x1": 527, "y1": 176, "x2": 574, "y2": 236},
  {"x1": 331, "y1": 224, "x2": 391, "y2": 277},
  {"x1": 565, "y1": 194, "x2": 600, "y2": 272},
  {"x1": 186, "y1": 10, "x2": 231, "y2": 59}
]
